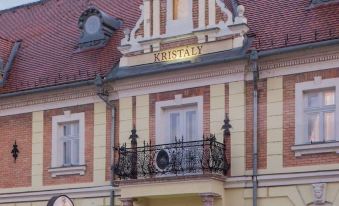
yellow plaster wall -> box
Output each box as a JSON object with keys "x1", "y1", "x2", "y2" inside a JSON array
[
  {"x1": 0, "y1": 198, "x2": 110, "y2": 206},
  {"x1": 93, "y1": 102, "x2": 107, "y2": 184},
  {"x1": 31, "y1": 111, "x2": 44, "y2": 188},
  {"x1": 75, "y1": 197, "x2": 109, "y2": 206},
  {"x1": 136, "y1": 95, "x2": 150, "y2": 145},
  {"x1": 266, "y1": 77, "x2": 283, "y2": 172},
  {"x1": 210, "y1": 84, "x2": 225, "y2": 142},
  {"x1": 146, "y1": 196, "x2": 205, "y2": 206},
  {"x1": 120, "y1": 178, "x2": 225, "y2": 199},
  {"x1": 225, "y1": 182, "x2": 339, "y2": 206},
  {"x1": 119, "y1": 97, "x2": 133, "y2": 147},
  {"x1": 229, "y1": 81, "x2": 246, "y2": 176}
]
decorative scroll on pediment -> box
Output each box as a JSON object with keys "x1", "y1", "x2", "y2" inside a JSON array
[{"x1": 118, "y1": 0, "x2": 249, "y2": 59}]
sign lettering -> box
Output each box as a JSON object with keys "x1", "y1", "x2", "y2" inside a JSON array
[{"x1": 154, "y1": 45, "x2": 203, "y2": 63}]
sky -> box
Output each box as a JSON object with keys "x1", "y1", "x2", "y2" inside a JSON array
[{"x1": 0, "y1": 0, "x2": 40, "y2": 10}]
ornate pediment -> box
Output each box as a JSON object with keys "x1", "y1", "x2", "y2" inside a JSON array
[{"x1": 118, "y1": 0, "x2": 249, "y2": 67}]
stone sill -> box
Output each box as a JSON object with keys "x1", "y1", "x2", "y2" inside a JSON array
[
  {"x1": 291, "y1": 141, "x2": 339, "y2": 157},
  {"x1": 48, "y1": 165, "x2": 86, "y2": 177}
]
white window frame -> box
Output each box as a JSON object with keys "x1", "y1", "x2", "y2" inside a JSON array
[
  {"x1": 292, "y1": 77, "x2": 339, "y2": 156},
  {"x1": 49, "y1": 111, "x2": 86, "y2": 177},
  {"x1": 156, "y1": 95, "x2": 203, "y2": 145},
  {"x1": 166, "y1": 0, "x2": 193, "y2": 36}
]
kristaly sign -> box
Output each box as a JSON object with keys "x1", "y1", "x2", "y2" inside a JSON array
[{"x1": 154, "y1": 45, "x2": 203, "y2": 63}]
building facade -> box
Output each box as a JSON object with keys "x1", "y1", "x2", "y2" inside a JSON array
[{"x1": 0, "y1": 0, "x2": 339, "y2": 206}]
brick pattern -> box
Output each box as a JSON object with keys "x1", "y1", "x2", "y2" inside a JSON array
[
  {"x1": 205, "y1": 0, "x2": 209, "y2": 26},
  {"x1": 160, "y1": 37, "x2": 198, "y2": 50},
  {"x1": 193, "y1": 0, "x2": 199, "y2": 29},
  {"x1": 149, "y1": 86, "x2": 210, "y2": 144},
  {"x1": 160, "y1": 0, "x2": 167, "y2": 35},
  {"x1": 215, "y1": 2, "x2": 228, "y2": 25},
  {"x1": 283, "y1": 68, "x2": 339, "y2": 167},
  {"x1": 43, "y1": 104, "x2": 94, "y2": 185},
  {"x1": 132, "y1": 96, "x2": 136, "y2": 127},
  {"x1": 0, "y1": 113, "x2": 32, "y2": 188},
  {"x1": 135, "y1": 22, "x2": 144, "y2": 38},
  {"x1": 246, "y1": 80, "x2": 267, "y2": 170}
]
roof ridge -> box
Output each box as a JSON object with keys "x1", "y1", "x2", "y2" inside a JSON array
[{"x1": 0, "y1": 0, "x2": 52, "y2": 15}]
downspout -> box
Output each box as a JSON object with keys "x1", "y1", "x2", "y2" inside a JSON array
[
  {"x1": 95, "y1": 75, "x2": 116, "y2": 206},
  {"x1": 250, "y1": 50, "x2": 259, "y2": 206}
]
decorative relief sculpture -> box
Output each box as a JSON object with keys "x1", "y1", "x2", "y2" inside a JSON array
[{"x1": 313, "y1": 183, "x2": 326, "y2": 205}]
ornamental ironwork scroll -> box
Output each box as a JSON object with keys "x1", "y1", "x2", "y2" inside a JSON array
[{"x1": 113, "y1": 135, "x2": 229, "y2": 180}]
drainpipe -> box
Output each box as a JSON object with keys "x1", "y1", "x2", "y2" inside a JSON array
[
  {"x1": 250, "y1": 50, "x2": 259, "y2": 206},
  {"x1": 95, "y1": 75, "x2": 116, "y2": 206}
]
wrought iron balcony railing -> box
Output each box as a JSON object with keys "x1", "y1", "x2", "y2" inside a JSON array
[{"x1": 113, "y1": 135, "x2": 229, "y2": 180}]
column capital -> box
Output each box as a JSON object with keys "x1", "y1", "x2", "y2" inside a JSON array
[
  {"x1": 200, "y1": 193, "x2": 219, "y2": 206},
  {"x1": 120, "y1": 198, "x2": 135, "y2": 206}
]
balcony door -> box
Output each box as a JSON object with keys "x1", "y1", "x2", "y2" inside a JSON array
[{"x1": 167, "y1": 105, "x2": 199, "y2": 144}]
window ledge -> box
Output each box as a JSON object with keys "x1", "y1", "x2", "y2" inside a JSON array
[
  {"x1": 291, "y1": 142, "x2": 339, "y2": 157},
  {"x1": 48, "y1": 165, "x2": 86, "y2": 177}
]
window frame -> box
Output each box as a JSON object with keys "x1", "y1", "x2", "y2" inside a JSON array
[
  {"x1": 49, "y1": 111, "x2": 86, "y2": 177},
  {"x1": 293, "y1": 77, "x2": 339, "y2": 156},
  {"x1": 303, "y1": 89, "x2": 336, "y2": 143},
  {"x1": 155, "y1": 95, "x2": 203, "y2": 145}
]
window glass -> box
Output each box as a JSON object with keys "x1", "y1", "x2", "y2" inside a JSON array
[
  {"x1": 60, "y1": 121, "x2": 80, "y2": 166},
  {"x1": 307, "y1": 92, "x2": 320, "y2": 108},
  {"x1": 324, "y1": 90, "x2": 335, "y2": 106},
  {"x1": 63, "y1": 140, "x2": 72, "y2": 165},
  {"x1": 186, "y1": 111, "x2": 197, "y2": 141},
  {"x1": 170, "y1": 112, "x2": 180, "y2": 141},
  {"x1": 307, "y1": 113, "x2": 320, "y2": 142},
  {"x1": 324, "y1": 112, "x2": 335, "y2": 141},
  {"x1": 303, "y1": 89, "x2": 336, "y2": 143}
]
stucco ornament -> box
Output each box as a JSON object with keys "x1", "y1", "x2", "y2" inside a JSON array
[
  {"x1": 313, "y1": 183, "x2": 326, "y2": 205},
  {"x1": 234, "y1": 5, "x2": 247, "y2": 24}
]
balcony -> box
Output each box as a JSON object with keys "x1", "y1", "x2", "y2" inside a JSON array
[{"x1": 113, "y1": 135, "x2": 229, "y2": 180}]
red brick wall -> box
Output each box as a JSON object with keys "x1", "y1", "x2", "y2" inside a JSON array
[
  {"x1": 43, "y1": 104, "x2": 94, "y2": 185},
  {"x1": 193, "y1": 0, "x2": 199, "y2": 29},
  {"x1": 246, "y1": 80, "x2": 267, "y2": 170},
  {"x1": 0, "y1": 113, "x2": 32, "y2": 188},
  {"x1": 283, "y1": 68, "x2": 339, "y2": 167},
  {"x1": 149, "y1": 86, "x2": 210, "y2": 144},
  {"x1": 215, "y1": 2, "x2": 228, "y2": 25},
  {"x1": 160, "y1": 0, "x2": 167, "y2": 35},
  {"x1": 160, "y1": 37, "x2": 198, "y2": 50}
]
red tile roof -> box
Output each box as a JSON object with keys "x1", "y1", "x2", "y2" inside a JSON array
[
  {"x1": 240, "y1": 0, "x2": 339, "y2": 50},
  {"x1": 0, "y1": 0, "x2": 142, "y2": 94},
  {"x1": 0, "y1": 37, "x2": 14, "y2": 65},
  {"x1": 0, "y1": 0, "x2": 338, "y2": 94}
]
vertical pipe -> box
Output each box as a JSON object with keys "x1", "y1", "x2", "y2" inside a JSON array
[
  {"x1": 250, "y1": 50, "x2": 259, "y2": 206},
  {"x1": 110, "y1": 107, "x2": 116, "y2": 206}
]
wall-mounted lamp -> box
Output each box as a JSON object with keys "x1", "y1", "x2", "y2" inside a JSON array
[{"x1": 11, "y1": 140, "x2": 19, "y2": 163}]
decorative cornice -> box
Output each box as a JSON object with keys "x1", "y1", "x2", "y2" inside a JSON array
[
  {"x1": 225, "y1": 170, "x2": 339, "y2": 189},
  {"x1": 258, "y1": 47, "x2": 339, "y2": 71},
  {"x1": 113, "y1": 63, "x2": 245, "y2": 92},
  {"x1": 0, "y1": 86, "x2": 97, "y2": 111}
]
